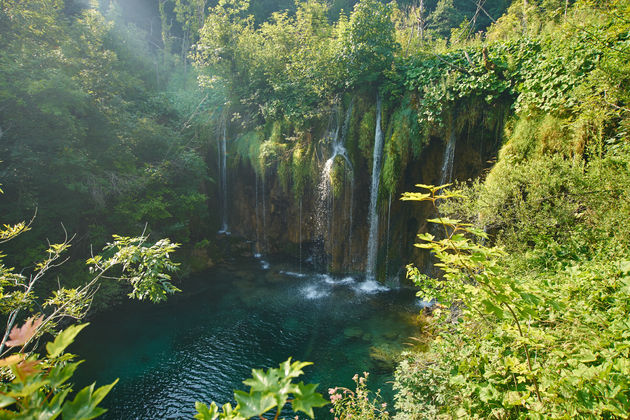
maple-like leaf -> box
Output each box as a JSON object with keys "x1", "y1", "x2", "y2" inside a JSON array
[{"x1": 6, "y1": 315, "x2": 44, "y2": 347}]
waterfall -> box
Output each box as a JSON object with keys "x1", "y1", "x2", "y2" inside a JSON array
[
  {"x1": 385, "y1": 192, "x2": 392, "y2": 280},
  {"x1": 217, "y1": 116, "x2": 229, "y2": 234},
  {"x1": 427, "y1": 125, "x2": 457, "y2": 276},
  {"x1": 366, "y1": 94, "x2": 384, "y2": 281},
  {"x1": 254, "y1": 173, "x2": 261, "y2": 255},
  {"x1": 347, "y1": 174, "x2": 354, "y2": 269},
  {"x1": 261, "y1": 172, "x2": 268, "y2": 254},
  {"x1": 316, "y1": 100, "x2": 355, "y2": 269},
  {"x1": 342, "y1": 101, "x2": 354, "y2": 269},
  {"x1": 299, "y1": 197, "x2": 302, "y2": 274},
  {"x1": 439, "y1": 128, "x2": 456, "y2": 186}
]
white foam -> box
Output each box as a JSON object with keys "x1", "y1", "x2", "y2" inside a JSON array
[
  {"x1": 280, "y1": 271, "x2": 306, "y2": 278},
  {"x1": 338, "y1": 276, "x2": 356, "y2": 285},
  {"x1": 321, "y1": 274, "x2": 336, "y2": 284},
  {"x1": 354, "y1": 279, "x2": 389, "y2": 294},
  {"x1": 301, "y1": 285, "x2": 330, "y2": 300},
  {"x1": 260, "y1": 261, "x2": 270, "y2": 270},
  {"x1": 254, "y1": 253, "x2": 262, "y2": 259}
]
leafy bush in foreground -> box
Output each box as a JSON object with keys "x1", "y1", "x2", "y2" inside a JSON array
[{"x1": 395, "y1": 184, "x2": 630, "y2": 418}]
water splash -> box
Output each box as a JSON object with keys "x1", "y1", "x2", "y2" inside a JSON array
[
  {"x1": 366, "y1": 95, "x2": 384, "y2": 281},
  {"x1": 297, "y1": 273, "x2": 389, "y2": 300},
  {"x1": 354, "y1": 279, "x2": 389, "y2": 294}
]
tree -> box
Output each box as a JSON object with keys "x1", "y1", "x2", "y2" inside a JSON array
[
  {"x1": 337, "y1": 0, "x2": 399, "y2": 87},
  {"x1": 426, "y1": 0, "x2": 464, "y2": 39}
]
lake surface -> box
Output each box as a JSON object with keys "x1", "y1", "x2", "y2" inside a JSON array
[{"x1": 72, "y1": 256, "x2": 420, "y2": 419}]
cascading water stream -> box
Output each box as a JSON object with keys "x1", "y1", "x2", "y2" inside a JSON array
[
  {"x1": 254, "y1": 173, "x2": 261, "y2": 255},
  {"x1": 366, "y1": 95, "x2": 384, "y2": 281},
  {"x1": 299, "y1": 198, "x2": 302, "y2": 274},
  {"x1": 426, "y1": 125, "x2": 458, "y2": 275},
  {"x1": 261, "y1": 172, "x2": 268, "y2": 254},
  {"x1": 439, "y1": 128, "x2": 456, "y2": 186},
  {"x1": 385, "y1": 192, "x2": 392, "y2": 280},
  {"x1": 217, "y1": 116, "x2": 230, "y2": 234},
  {"x1": 341, "y1": 101, "x2": 354, "y2": 268},
  {"x1": 316, "y1": 101, "x2": 355, "y2": 269}
]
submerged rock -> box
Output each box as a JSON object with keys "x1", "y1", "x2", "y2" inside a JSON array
[
  {"x1": 343, "y1": 327, "x2": 364, "y2": 339},
  {"x1": 369, "y1": 343, "x2": 403, "y2": 372}
]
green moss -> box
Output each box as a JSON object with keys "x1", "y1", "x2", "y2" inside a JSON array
[
  {"x1": 234, "y1": 130, "x2": 264, "y2": 174},
  {"x1": 382, "y1": 139, "x2": 401, "y2": 196},
  {"x1": 291, "y1": 134, "x2": 315, "y2": 199},
  {"x1": 536, "y1": 114, "x2": 569, "y2": 156},
  {"x1": 330, "y1": 155, "x2": 346, "y2": 199},
  {"x1": 359, "y1": 105, "x2": 377, "y2": 162},
  {"x1": 500, "y1": 116, "x2": 539, "y2": 162}
]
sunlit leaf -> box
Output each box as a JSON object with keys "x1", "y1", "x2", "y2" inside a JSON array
[
  {"x1": 6, "y1": 315, "x2": 44, "y2": 347},
  {"x1": 47, "y1": 323, "x2": 89, "y2": 359},
  {"x1": 291, "y1": 382, "x2": 328, "y2": 418},
  {"x1": 234, "y1": 390, "x2": 276, "y2": 418}
]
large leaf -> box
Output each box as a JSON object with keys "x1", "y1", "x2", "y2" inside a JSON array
[
  {"x1": 233, "y1": 390, "x2": 276, "y2": 418},
  {"x1": 291, "y1": 382, "x2": 328, "y2": 418},
  {"x1": 242, "y1": 368, "x2": 280, "y2": 392},
  {"x1": 61, "y1": 380, "x2": 117, "y2": 420},
  {"x1": 46, "y1": 323, "x2": 89, "y2": 359},
  {"x1": 193, "y1": 402, "x2": 219, "y2": 420},
  {"x1": 6, "y1": 316, "x2": 44, "y2": 347},
  {"x1": 278, "y1": 358, "x2": 312, "y2": 380}
]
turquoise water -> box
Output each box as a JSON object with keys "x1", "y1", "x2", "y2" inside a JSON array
[{"x1": 72, "y1": 256, "x2": 420, "y2": 419}]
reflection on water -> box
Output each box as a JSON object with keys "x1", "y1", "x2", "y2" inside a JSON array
[{"x1": 72, "y1": 257, "x2": 419, "y2": 419}]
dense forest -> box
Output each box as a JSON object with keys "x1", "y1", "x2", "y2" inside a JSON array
[{"x1": 1, "y1": 0, "x2": 629, "y2": 418}]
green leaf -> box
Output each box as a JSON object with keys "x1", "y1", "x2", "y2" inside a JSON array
[
  {"x1": 481, "y1": 299, "x2": 504, "y2": 319},
  {"x1": 47, "y1": 323, "x2": 89, "y2": 359},
  {"x1": 242, "y1": 368, "x2": 280, "y2": 392},
  {"x1": 217, "y1": 403, "x2": 245, "y2": 420},
  {"x1": 194, "y1": 402, "x2": 219, "y2": 420},
  {"x1": 0, "y1": 394, "x2": 16, "y2": 409},
  {"x1": 576, "y1": 351, "x2": 598, "y2": 363},
  {"x1": 427, "y1": 217, "x2": 461, "y2": 226},
  {"x1": 279, "y1": 358, "x2": 312, "y2": 380},
  {"x1": 291, "y1": 382, "x2": 328, "y2": 418},
  {"x1": 62, "y1": 379, "x2": 118, "y2": 420},
  {"x1": 233, "y1": 390, "x2": 276, "y2": 418}
]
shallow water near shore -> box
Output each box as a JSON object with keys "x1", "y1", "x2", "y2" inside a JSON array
[{"x1": 72, "y1": 256, "x2": 420, "y2": 419}]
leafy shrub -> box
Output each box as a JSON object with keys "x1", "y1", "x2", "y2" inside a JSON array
[
  {"x1": 396, "y1": 183, "x2": 630, "y2": 418},
  {"x1": 329, "y1": 372, "x2": 390, "y2": 420},
  {"x1": 0, "y1": 322, "x2": 116, "y2": 419}
]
